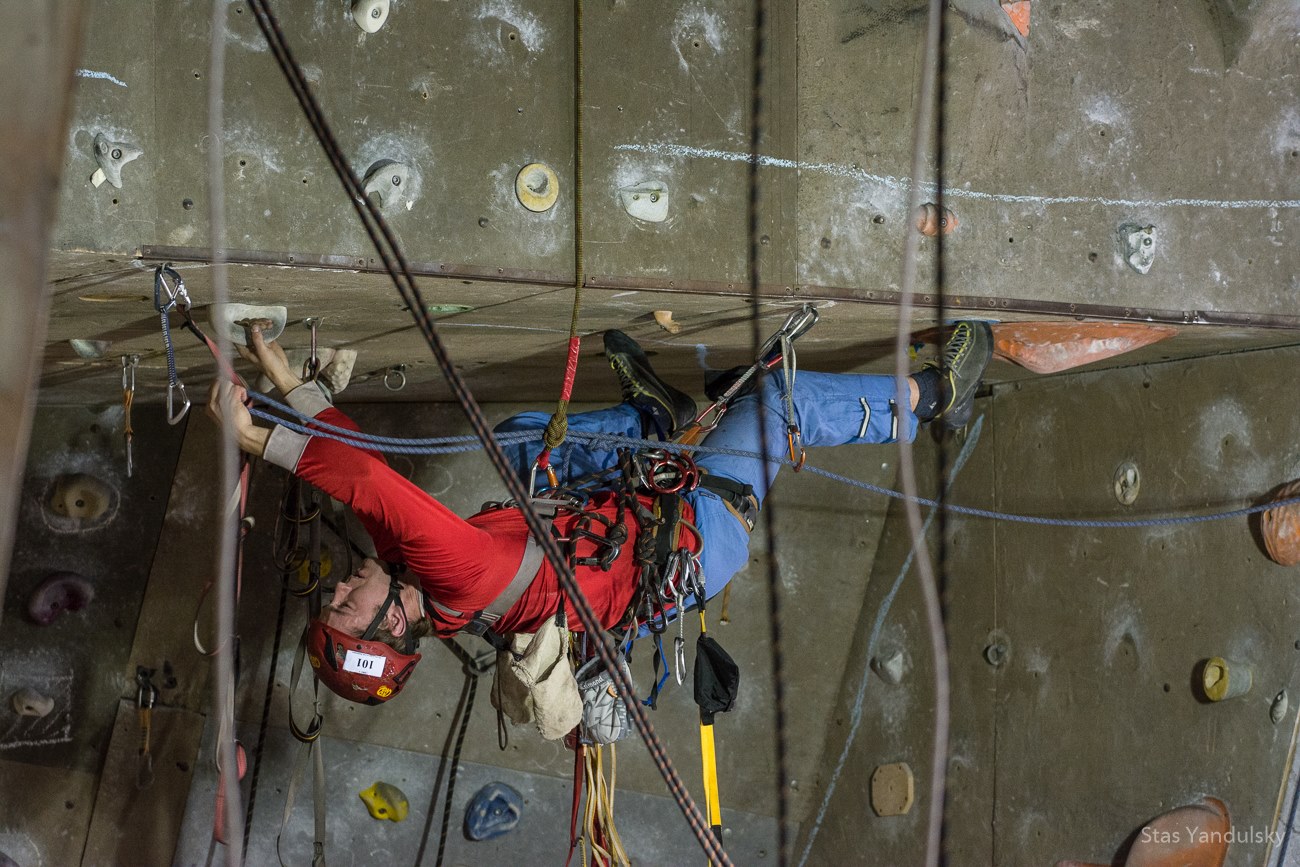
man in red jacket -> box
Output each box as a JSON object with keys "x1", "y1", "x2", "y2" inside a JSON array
[{"x1": 208, "y1": 320, "x2": 990, "y2": 704}]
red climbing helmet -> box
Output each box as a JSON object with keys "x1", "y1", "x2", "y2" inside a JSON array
[{"x1": 304, "y1": 578, "x2": 422, "y2": 705}]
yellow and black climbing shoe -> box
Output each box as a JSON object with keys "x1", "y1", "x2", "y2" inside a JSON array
[
  {"x1": 927, "y1": 320, "x2": 993, "y2": 429},
  {"x1": 604, "y1": 330, "x2": 697, "y2": 439}
]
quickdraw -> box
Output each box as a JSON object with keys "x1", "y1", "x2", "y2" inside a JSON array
[
  {"x1": 153, "y1": 264, "x2": 192, "y2": 424},
  {"x1": 685, "y1": 303, "x2": 819, "y2": 439},
  {"x1": 121, "y1": 354, "x2": 138, "y2": 477}
]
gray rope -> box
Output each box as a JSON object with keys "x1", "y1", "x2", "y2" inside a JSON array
[{"x1": 246, "y1": 394, "x2": 1300, "y2": 530}]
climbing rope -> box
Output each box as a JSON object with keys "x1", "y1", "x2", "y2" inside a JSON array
[
  {"x1": 741, "y1": 0, "x2": 796, "y2": 860},
  {"x1": 535, "y1": 0, "x2": 588, "y2": 482},
  {"x1": 243, "y1": 4, "x2": 729, "y2": 862},
  {"x1": 244, "y1": 393, "x2": 1300, "y2": 530}
]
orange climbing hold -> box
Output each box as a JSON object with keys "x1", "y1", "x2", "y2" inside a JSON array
[
  {"x1": 1056, "y1": 797, "x2": 1230, "y2": 867},
  {"x1": 1262, "y1": 480, "x2": 1300, "y2": 566},
  {"x1": 991, "y1": 321, "x2": 1177, "y2": 374},
  {"x1": 1001, "y1": 1, "x2": 1031, "y2": 38}
]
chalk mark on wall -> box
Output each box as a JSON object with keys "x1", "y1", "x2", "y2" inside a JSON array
[
  {"x1": 615, "y1": 142, "x2": 1300, "y2": 211},
  {"x1": 0, "y1": 664, "x2": 73, "y2": 750}
]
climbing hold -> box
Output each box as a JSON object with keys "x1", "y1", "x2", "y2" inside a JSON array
[
  {"x1": 1000, "y1": 1, "x2": 1031, "y2": 38},
  {"x1": 1120, "y1": 223, "x2": 1158, "y2": 274},
  {"x1": 47, "y1": 473, "x2": 113, "y2": 521},
  {"x1": 362, "y1": 160, "x2": 414, "y2": 212},
  {"x1": 515, "y1": 163, "x2": 559, "y2": 212},
  {"x1": 914, "y1": 202, "x2": 957, "y2": 237},
  {"x1": 10, "y1": 687, "x2": 55, "y2": 718},
  {"x1": 1057, "y1": 797, "x2": 1230, "y2": 867},
  {"x1": 986, "y1": 321, "x2": 1178, "y2": 375},
  {"x1": 1272, "y1": 690, "x2": 1289, "y2": 724},
  {"x1": 68, "y1": 339, "x2": 112, "y2": 359},
  {"x1": 1261, "y1": 480, "x2": 1300, "y2": 566},
  {"x1": 870, "y1": 763, "x2": 914, "y2": 817},
  {"x1": 869, "y1": 649, "x2": 907, "y2": 685},
  {"x1": 352, "y1": 0, "x2": 389, "y2": 32},
  {"x1": 653, "y1": 310, "x2": 682, "y2": 334},
  {"x1": 464, "y1": 782, "x2": 523, "y2": 841},
  {"x1": 27, "y1": 572, "x2": 95, "y2": 625},
  {"x1": 208, "y1": 303, "x2": 288, "y2": 347},
  {"x1": 618, "y1": 181, "x2": 670, "y2": 223},
  {"x1": 1200, "y1": 656, "x2": 1252, "y2": 702},
  {"x1": 1113, "y1": 462, "x2": 1140, "y2": 506},
  {"x1": 91, "y1": 132, "x2": 143, "y2": 189},
  {"x1": 359, "y1": 781, "x2": 409, "y2": 822}
]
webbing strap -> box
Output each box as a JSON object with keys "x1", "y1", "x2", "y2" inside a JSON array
[
  {"x1": 700, "y1": 723, "x2": 722, "y2": 842},
  {"x1": 428, "y1": 534, "x2": 546, "y2": 634}
]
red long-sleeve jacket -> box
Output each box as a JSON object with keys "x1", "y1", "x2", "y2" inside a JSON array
[{"x1": 262, "y1": 385, "x2": 698, "y2": 637}]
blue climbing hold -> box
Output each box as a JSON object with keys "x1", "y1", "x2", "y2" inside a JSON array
[{"x1": 464, "y1": 782, "x2": 524, "y2": 841}]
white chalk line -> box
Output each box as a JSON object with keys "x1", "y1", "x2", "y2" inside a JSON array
[
  {"x1": 796, "y1": 415, "x2": 984, "y2": 867},
  {"x1": 76, "y1": 69, "x2": 128, "y2": 88},
  {"x1": 615, "y1": 142, "x2": 1300, "y2": 211}
]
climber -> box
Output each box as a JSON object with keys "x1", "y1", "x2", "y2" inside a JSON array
[{"x1": 205, "y1": 320, "x2": 993, "y2": 704}]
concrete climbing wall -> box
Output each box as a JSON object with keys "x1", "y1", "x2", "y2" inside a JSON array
[{"x1": 801, "y1": 342, "x2": 1300, "y2": 865}]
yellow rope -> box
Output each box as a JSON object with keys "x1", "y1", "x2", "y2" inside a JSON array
[{"x1": 541, "y1": 0, "x2": 586, "y2": 453}]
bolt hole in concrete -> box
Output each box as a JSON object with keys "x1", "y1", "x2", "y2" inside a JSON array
[
  {"x1": 182, "y1": 197, "x2": 194, "y2": 209},
  {"x1": 239, "y1": 159, "x2": 247, "y2": 167},
  {"x1": 820, "y1": 236, "x2": 831, "y2": 249},
  {"x1": 508, "y1": 30, "x2": 518, "y2": 40},
  {"x1": 1088, "y1": 251, "x2": 1097, "y2": 262},
  {"x1": 872, "y1": 214, "x2": 885, "y2": 224}
]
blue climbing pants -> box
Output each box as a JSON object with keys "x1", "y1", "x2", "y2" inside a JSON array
[{"x1": 495, "y1": 372, "x2": 918, "y2": 605}]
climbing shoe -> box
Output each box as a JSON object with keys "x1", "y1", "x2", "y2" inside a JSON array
[
  {"x1": 604, "y1": 330, "x2": 697, "y2": 438},
  {"x1": 926, "y1": 320, "x2": 993, "y2": 429}
]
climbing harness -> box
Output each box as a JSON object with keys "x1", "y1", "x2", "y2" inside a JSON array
[
  {"x1": 122, "y1": 355, "x2": 138, "y2": 477},
  {"x1": 153, "y1": 265, "x2": 192, "y2": 424}
]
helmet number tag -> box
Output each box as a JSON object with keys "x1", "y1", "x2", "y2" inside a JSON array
[{"x1": 343, "y1": 650, "x2": 385, "y2": 677}]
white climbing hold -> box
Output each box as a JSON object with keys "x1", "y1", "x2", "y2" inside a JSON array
[{"x1": 618, "y1": 181, "x2": 669, "y2": 223}]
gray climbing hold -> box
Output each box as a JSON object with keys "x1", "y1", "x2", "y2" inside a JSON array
[
  {"x1": 11, "y1": 687, "x2": 55, "y2": 718},
  {"x1": 92, "y1": 132, "x2": 143, "y2": 189}
]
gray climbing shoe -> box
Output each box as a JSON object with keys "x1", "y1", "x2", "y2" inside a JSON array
[
  {"x1": 926, "y1": 320, "x2": 993, "y2": 429},
  {"x1": 604, "y1": 330, "x2": 697, "y2": 438}
]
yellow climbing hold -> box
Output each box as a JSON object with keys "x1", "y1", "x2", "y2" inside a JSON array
[
  {"x1": 515, "y1": 162, "x2": 560, "y2": 212},
  {"x1": 359, "y1": 781, "x2": 409, "y2": 822}
]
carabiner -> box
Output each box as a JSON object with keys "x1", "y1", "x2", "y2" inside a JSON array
[
  {"x1": 167, "y1": 380, "x2": 191, "y2": 425},
  {"x1": 153, "y1": 264, "x2": 190, "y2": 315},
  {"x1": 787, "y1": 424, "x2": 806, "y2": 471}
]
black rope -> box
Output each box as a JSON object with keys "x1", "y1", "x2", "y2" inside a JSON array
[
  {"x1": 244, "y1": 4, "x2": 728, "y2": 863},
  {"x1": 243, "y1": 474, "x2": 294, "y2": 860},
  {"x1": 436, "y1": 670, "x2": 477, "y2": 867},
  {"x1": 746, "y1": 1, "x2": 792, "y2": 864}
]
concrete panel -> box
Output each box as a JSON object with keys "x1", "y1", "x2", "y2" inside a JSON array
[
  {"x1": 989, "y1": 347, "x2": 1300, "y2": 865},
  {"x1": 796, "y1": 0, "x2": 1300, "y2": 313},
  {"x1": 3, "y1": 405, "x2": 184, "y2": 774},
  {"x1": 175, "y1": 719, "x2": 780, "y2": 866},
  {"x1": 81, "y1": 702, "x2": 205, "y2": 866},
  {"x1": 796, "y1": 406, "x2": 1000, "y2": 865},
  {"x1": 0, "y1": 758, "x2": 98, "y2": 867}
]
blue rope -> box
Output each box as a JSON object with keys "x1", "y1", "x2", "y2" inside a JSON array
[{"x1": 247, "y1": 393, "x2": 1300, "y2": 530}]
